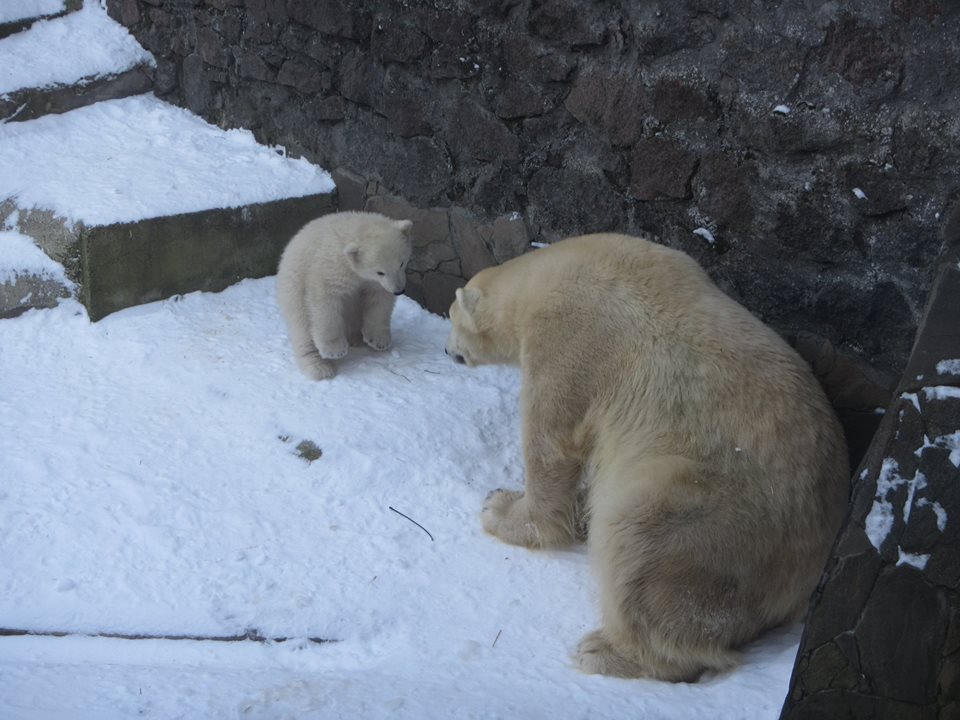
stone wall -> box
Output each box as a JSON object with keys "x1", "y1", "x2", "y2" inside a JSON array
[
  {"x1": 107, "y1": 0, "x2": 960, "y2": 383},
  {"x1": 781, "y1": 206, "x2": 960, "y2": 720}
]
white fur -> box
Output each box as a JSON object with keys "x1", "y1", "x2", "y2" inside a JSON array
[
  {"x1": 277, "y1": 211, "x2": 412, "y2": 380},
  {"x1": 445, "y1": 233, "x2": 849, "y2": 681}
]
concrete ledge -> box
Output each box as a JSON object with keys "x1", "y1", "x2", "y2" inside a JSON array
[
  {"x1": 79, "y1": 192, "x2": 336, "y2": 320},
  {"x1": 0, "y1": 65, "x2": 153, "y2": 123},
  {"x1": 0, "y1": 273, "x2": 72, "y2": 318},
  {"x1": 0, "y1": 0, "x2": 81, "y2": 40}
]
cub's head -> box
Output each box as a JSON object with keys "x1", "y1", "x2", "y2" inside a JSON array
[
  {"x1": 445, "y1": 284, "x2": 516, "y2": 367},
  {"x1": 344, "y1": 218, "x2": 413, "y2": 295}
]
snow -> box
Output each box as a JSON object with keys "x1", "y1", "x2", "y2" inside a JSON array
[
  {"x1": 852, "y1": 188, "x2": 868, "y2": 200},
  {"x1": 0, "y1": 279, "x2": 801, "y2": 719},
  {"x1": 772, "y1": 104, "x2": 791, "y2": 115},
  {"x1": 917, "y1": 499, "x2": 948, "y2": 532},
  {"x1": 0, "y1": 2, "x2": 153, "y2": 96},
  {"x1": 923, "y1": 386, "x2": 960, "y2": 402},
  {"x1": 0, "y1": 228, "x2": 73, "y2": 285},
  {"x1": 0, "y1": 0, "x2": 64, "y2": 25},
  {"x1": 693, "y1": 227, "x2": 716, "y2": 245},
  {"x1": 0, "y1": 94, "x2": 334, "y2": 226},
  {"x1": 937, "y1": 359, "x2": 960, "y2": 376},
  {"x1": 932, "y1": 430, "x2": 960, "y2": 468},
  {"x1": 896, "y1": 549, "x2": 930, "y2": 571}
]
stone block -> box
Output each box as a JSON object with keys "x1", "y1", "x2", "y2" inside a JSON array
[
  {"x1": 76, "y1": 193, "x2": 335, "y2": 320},
  {"x1": 629, "y1": 137, "x2": 699, "y2": 200}
]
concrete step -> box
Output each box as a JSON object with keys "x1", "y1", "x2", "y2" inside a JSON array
[
  {"x1": 0, "y1": 229, "x2": 74, "y2": 318},
  {"x1": 0, "y1": 94, "x2": 336, "y2": 320},
  {"x1": 0, "y1": 0, "x2": 80, "y2": 40},
  {"x1": 0, "y1": 2, "x2": 153, "y2": 122}
]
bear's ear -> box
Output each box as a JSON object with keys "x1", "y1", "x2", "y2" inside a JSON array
[
  {"x1": 395, "y1": 219, "x2": 413, "y2": 234},
  {"x1": 455, "y1": 287, "x2": 481, "y2": 329},
  {"x1": 344, "y1": 243, "x2": 360, "y2": 266}
]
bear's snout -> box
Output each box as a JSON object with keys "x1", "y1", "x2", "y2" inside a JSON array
[{"x1": 394, "y1": 289, "x2": 404, "y2": 296}]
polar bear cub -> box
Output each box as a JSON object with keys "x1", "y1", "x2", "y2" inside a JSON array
[
  {"x1": 445, "y1": 233, "x2": 848, "y2": 681},
  {"x1": 277, "y1": 211, "x2": 412, "y2": 380}
]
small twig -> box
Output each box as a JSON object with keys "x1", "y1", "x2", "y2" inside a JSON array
[
  {"x1": 0, "y1": 627, "x2": 331, "y2": 644},
  {"x1": 388, "y1": 506, "x2": 434, "y2": 541},
  {"x1": 492, "y1": 629, "x2": 502, "y2": 648},
  {"x1": 422, "y1": 369, "x2": 441, "y2": 375},
  {"x1": 385, "y1": 368, "x2": 411, "y2": 382}
]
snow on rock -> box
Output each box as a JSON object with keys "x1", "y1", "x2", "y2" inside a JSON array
[
  {"x1": 0, "y1": 228, "x2": 73, "y2": 285},
  {"x1": 0, "y1": 1, "x2": 153, "y2": 96},
  {"x1": 0, "y1": 279, "x2": 802, "y2": 719},
  {"x1": 896, "y1": 549, "x2": 930, "y2": 571},
  {"x1": 923, "y1": 386, "x2": 960, "y2": 402},
  {"x1": 772, "y1": 104, "x2": 791, "y2": 115},
  {"x1": 936, "y1": 358, "x2": 960, "y2": 376},
  {"x1": 0, "y1": 0, "x2": 64, "y2": 24},
  {"x1": 852, "y1": 187, "x2": 868, "y2": 200},
  {"x1": 865, "y1": 459, "x2": 899, "y2": 551},
  {"x1": 933, "y1": 430, "x2": 960, "y2": 468},
  {"x1": 0, "y1": 94, "x2": 334, "y2": 225},
  {"x1": 693, "y1": 227, "x2": 716, "y2": 245}
]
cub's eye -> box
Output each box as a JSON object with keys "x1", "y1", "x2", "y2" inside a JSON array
[{"x1": 377, "y1": 272, "x2": 385, "y2": 276}]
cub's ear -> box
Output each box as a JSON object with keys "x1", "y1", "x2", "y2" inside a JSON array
[
  {"x1": 455, "y1": 287, "x2": 481, "y2": 330},
  {"x1": 344, "y1": 243, "x2": 360, "y2": 266},
  {"x1": 395, "y1": 219, "x2": 413, "y2": 234}
]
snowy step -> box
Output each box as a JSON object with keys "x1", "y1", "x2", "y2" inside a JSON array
[
  {"x1": 0, "y1": 94, "x2": 336, "y2": 320},
  {"x1": 0, "y1": 0, "x2": 79, "y2": 39},
  {"x1": 0, "y1": 2, "x2": 153, "y2": 122}
]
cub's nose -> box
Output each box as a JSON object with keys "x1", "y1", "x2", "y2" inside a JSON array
[{"x1": 394, "y1": 289, "x2": 404, "y2": 296}]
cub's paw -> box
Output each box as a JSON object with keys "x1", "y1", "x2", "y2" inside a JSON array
[
  {"x1": 363, "y1": 330, "x2": 392, "y2": 351},
  {"x1": 481, "y1": 489, "x2": 539, "y2": 548},
  {"x1": 300, "y1": 357, "x2": 336, "y2": 381},
  {"x1": 317, "y1": 337, "x2": 349, "y2": 359}
]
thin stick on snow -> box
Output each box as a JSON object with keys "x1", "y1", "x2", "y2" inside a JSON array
[
  {"x1": 492, "y1": 629, "x2": 502, "y2": 648},
  {"x1": 0, "y1": 627, "x2": 332, "y2": 644},
  {"x1": 388, "y1": 506, "x2": 434, "y2": 541}
]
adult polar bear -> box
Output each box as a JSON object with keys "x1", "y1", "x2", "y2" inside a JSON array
[{"x1": 445, "y1": 233, "x2": 848, "y2": 681}]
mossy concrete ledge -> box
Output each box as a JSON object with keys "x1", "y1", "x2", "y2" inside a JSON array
[{"x1": 78, "y1": 191, "x2": 335, "y2": 321}]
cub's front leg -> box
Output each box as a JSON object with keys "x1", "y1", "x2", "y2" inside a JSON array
[
  {"x1": 309, "y1": 293, "x2": 349, "y2": 360},
  {"x1": 361, "y1": 286, "x2": 397, "y2": 351}
]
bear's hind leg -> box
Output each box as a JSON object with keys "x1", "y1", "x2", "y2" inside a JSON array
[{"x1": 581, "y1": 455, "x2": 744, "y2": 681}]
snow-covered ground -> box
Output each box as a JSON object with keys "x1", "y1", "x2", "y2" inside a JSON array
[
  {"x1": 0, "y1": 280, "x2": 802, "y2": 719},
  {"x1": 0, "y1": 94, "x2": 335, "y2": 227},
  {"x1": 0, "y1": 0, "x2": 800, "y2": 715},
  {"x1": 0, "y1": 2, "x2": 151, "y2": 95}
]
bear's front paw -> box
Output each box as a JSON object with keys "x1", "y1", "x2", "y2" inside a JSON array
[
  {"x1": 481, "y1": 489, "x2": 541, "y2": 548},
  {"x1": 317, "y1": 337, "x2": 349, "y2": 359},
  {"x1": 363, "y1": 330, "x2": 392, "y2": 352}
]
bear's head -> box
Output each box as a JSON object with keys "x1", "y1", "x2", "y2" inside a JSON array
[
  {"x1": 445, "y1": 284, "x2": 518, "y2": 367},
  {"x1": 344, "y1": 218, "x2": 413, "y2": 295}
]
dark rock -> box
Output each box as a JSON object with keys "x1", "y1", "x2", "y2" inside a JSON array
[
  {"x1": 287, "y1": 0, "x2": 369, "y2": 40},
  {"x1": 372, "y1": 19, "x2": 429, "y2": 63},
  {"x1": 629, "y1": 137, "x2": 698, "y2": 200},
  {"x1": 338, "y1": 49, "x2": 384, "y2": 108},
  {"x1": 528, "y1": 0, "x2": 609, "y2": 46},
  {"x1": 528, "y1": 166, "x2": 625, "y2": 238},
  {"x1": 489, "y1": 77, "x2": 554, "y2": 120},
  {"x1": 565, "y1": 64, "x2": 649, "y2": 146},
  {"x1": 446, "y1": 99, "x2": 519, "y2": 163},
  {"x1": 500, "y1": 32, "x2": 575, "y2": 82},
  {"x1": 277, "y1": 58, "x2": 325, "y2": 94},
  {"x1": 181, "y1": 53, "x2": 212, "y2": 115}
]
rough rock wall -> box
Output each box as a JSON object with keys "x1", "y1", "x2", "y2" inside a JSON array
[
  {"x1": 781, "y1": 208, "x2": 960, "y2": 720},
  {"x1": 106, "y1": 0, "x2": 959, "y2": 379}
]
